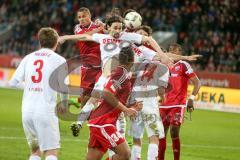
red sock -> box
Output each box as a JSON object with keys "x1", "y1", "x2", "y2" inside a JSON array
[
  {"x1": 172, "y1": 137, "x2": 180, "y2": 160},
  {"x1": 158, "y1": 137, "x2": 166, "y2": 160}
]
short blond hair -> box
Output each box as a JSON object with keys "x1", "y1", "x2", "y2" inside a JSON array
[{"x1": 38, "y1": 27, "x2": 59, "y2": 48}]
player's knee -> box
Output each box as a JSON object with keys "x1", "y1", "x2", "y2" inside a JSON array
[
  {"x1": 44, "y1": 149, "x2": 58, "y2": 157},
  {"x1": 133, "y1": 138, "x2": 141, "y2": 146},
  {"x1": 149, "y1": 135, "x2": 159, "y2": 144},
  {"x1": 31, "y1": 145, "x2": 40, "y2": 155},
  {"x1": 170, "y1": 126, "x2": 180, "y2": 138},
  {"x1": 125, "y1": 149, "x2": 132, "y2": 160},
  {"x1": 119, "y1": 148, "x2": 131, "y2": 160}
]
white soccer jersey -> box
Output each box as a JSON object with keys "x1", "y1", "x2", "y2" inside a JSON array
[
  {"x1": 9, "y1": 48, "x2": 67, "y2": 114},
  {"x1": 92, "y1": 32, "x2": 142, "y2": 69},
  {"x1": 132, "y1": 45, "x2": 156, "y2": 63},
  {"x1": 132, "y1": 61, "x2": 169, "y2": 97}
]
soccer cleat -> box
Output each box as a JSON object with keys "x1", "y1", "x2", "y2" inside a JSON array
[{"x1": 70, "y1": 122, "x2": 82, "y2": 137}]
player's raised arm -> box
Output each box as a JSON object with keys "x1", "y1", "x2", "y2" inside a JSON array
[
  {"x1": 8, "y1": 56, "x2": 28, "y2": 89},
  {"x1": 59, "y1": 34, "x2": 94, "y2": 44},
  {"x1": 142, "y1": 36, "x2": 173, "y2": 65}
]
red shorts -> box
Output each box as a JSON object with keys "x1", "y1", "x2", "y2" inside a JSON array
[
  {"x1": 160, "y1": 107, "x2": 186, "y2": 127},
  {"x1": 80, "y1": 66, "x2": 101, "y2": 96},
  {"x1": 88, "y1": 125, "x2": 125, "y2": 153}
]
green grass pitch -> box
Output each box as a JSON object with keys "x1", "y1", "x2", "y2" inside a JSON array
[{"x1": 0, "y1": 88, "x2": 240, "y2": 160}]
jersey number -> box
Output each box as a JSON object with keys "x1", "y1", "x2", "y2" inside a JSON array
[{"x1": 31, "y1": 60, "x2": 43, "y2": 83}]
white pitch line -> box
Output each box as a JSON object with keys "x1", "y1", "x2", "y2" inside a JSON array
[{"x1": 0, "y1": 136, "x2": 240, "y2": 151}]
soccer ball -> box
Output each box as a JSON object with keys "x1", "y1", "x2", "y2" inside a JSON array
[{"x1": 124, "y1": 11, "x2": 142, "y2": 29}]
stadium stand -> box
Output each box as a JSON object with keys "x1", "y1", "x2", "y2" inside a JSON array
[{"x1": 0, "y1": 0, "x2": 239, "y2": 72}]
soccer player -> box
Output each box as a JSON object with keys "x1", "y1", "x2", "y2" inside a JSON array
[
  {"x1": 129, "y1": 25, "x2": 201, "y2": 160},
  {"x1": 9, "y1": 27, "x2": 68, "y2": 160},
  {"x1": 74, "y1": 7, "x2": 103, "y2": 107},
  {"x1": 158, "y1": 44, "x2": 201, "y2": 160},
  {"x1": 86, "y1": 46, "x2": 141, "y2": 160},
  {"x1": 59, "y1": 15, "x2": 173, "y2": 130}
]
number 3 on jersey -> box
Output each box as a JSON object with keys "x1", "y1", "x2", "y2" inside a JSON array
[{"x1": 31, "y1": 60, "x2": 44, "y2": 83}]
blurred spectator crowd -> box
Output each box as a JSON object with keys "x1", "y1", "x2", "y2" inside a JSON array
[{"x1": 0, "y1": 0, "x2": 239, "y2": 72}]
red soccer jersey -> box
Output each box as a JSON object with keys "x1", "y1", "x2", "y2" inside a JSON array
[
  {"x1": 89, "y1": 66, "x2": 132, "y2": 125},
  {"x1": 74, "y1": 22, "x2": 101, "y2": 66},
  {"x1": 161, "y1": 60, "x2": 196, "y2": 107}
]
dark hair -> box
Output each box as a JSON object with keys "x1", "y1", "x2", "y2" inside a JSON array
[
  {"x1": 38, "y1": 27, "x2": 58, "y2": 49},
  {"x1": 78, "y1": 7, "x2": 91, "y2": 16},
  {"x1": 105, "y1": 15, "x2": 123, "y2": 29},
  {"x1": 135, "y1": 25, "x2": 152, "y2": 36},
  {"x1": 111, "y1": 8, "x2": 122, "y2": 16},
  {"x1": 123, "y1": 9, "x2": 136, "y2": 17},
  {"x1": 119, "y1": 46, "x2": 134, "y2": 65}
]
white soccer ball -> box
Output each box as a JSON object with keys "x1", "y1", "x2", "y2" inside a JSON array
[{"x1": 124, "y1": 11, "x2": 142, "y2": 29}]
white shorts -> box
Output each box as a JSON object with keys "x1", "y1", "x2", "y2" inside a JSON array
[
  {"x1": 128, "y1": 97, "x2": 165, "y2": 139},
  {"x1": 22, "y1": 113, "x2": 60, "y2": 151}
]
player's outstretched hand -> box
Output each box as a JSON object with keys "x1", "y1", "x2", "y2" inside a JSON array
[
  {"x1": 70, "y1": 122, "x2": 82, "y2": 137},
  {"x1": 125, "y1": 108, "x2": 138, "y2": 118},
  {"x1": 128, "y1": 101, "x2": 143, "y2": 112},
  {"x1": 187, "y1": 99, "x2": 194, "y2": 112},
  {"x1": 58, "y1": 36, "x2": 66, "y2": 44},
  {"x1": 185, "y1": 54, "x2": 203, "y2": 61}
]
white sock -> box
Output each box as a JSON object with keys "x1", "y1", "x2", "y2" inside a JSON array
[
  {"x1": 29, "y1": 155, "x2": 41, "y2": 160},
  {"x1": 77, "y1": 101, "x2": 95, "y2": 125},
  {"x1": 147, "y1": 143, "x2": 158, "y2": 160},
  {"x1": 131, "y1": 145, "x2": 141, "y2": 160},
  {"x1": 116, "y1": 114, "x2": 126, "y2": 137},
  {"x1": 45, "y1": 155, "x2": 57, "y2": 160},
  {"x1": 108, "y1": 149, "x2": 115, "y2": 158}
]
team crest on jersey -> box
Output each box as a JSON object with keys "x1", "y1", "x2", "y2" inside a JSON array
[{"x1": 175, "y1": 66, "x2": 180, "y2": 71}]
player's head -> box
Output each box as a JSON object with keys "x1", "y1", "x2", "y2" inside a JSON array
[
  {"x1": 38, "y1": 27, "x2": 59, "y2": 51},
  {"x1": 169, "y1": 43, "x2": 183, "y2": 55},
  {"x1": 119, "y1": 46, "x2": 134, "y2": 69},
  {"x1": 135, "y1": 25, "x2": 152, "y2": 36},
  {"x1": 77, "y1": 7, "x2": 91, "y2": 27},
  {"x1": 106, "y1": 15, "x2": 123, "y2": 38}
]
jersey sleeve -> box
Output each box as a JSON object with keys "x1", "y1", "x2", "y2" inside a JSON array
[
  {"x1": 181, "y1": 61, "x2": 196, "y2": 78},
  {"x1": 122, "y1": 32, "x2": 143, "y2": 44},
  {"x1": 104, "y1": 79, "x2": 117, "y2": 95},
  {"x1": 92, "y1": 33, "x2": 104, "y2": 43},
  {"x1": 9, "y1": 56, "x2": 28, "y2": 87},
  {"x1": 140, "y1": 46, "x2": 156, "y2": 61},
  {"x1": 104, "y1": 68, "x2": 128, "y2": 94}
]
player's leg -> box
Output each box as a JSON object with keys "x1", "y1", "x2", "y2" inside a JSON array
[
  {"x1": 29, "y1": 148, "x2": 41, "y2": 160},
  {"x1": 131, "y1": 138, "x2": 142, "y2": 160},
  {"x1": 111, "y1": 141, "x2": 131, "y2": 160},
  {"x1": 86, "y1": 147, "x2": 104, "y2": 160},
  {"x1": 44, "y1": 149, "x2": 58, "y2": 160},
  {"x1": 129, "y1": 112, "x2": 144, "y2": 160},
  {"x1": 169, "y1": 107, "x2": 185, "y2": 160},
  {"x1": 143, "y1": 99, "x2": 164, "y2": 160},
  {"x1": 79, "y1": 67, "x2": 101, "y2": 107},
  {"x1": 77, "y1": 74, "x2": 106, "y2": 124},
  {"x1": 170, "y1": 125, "x2": 181, "y2": 160},
  {"x1": 158, "y1": 108, "x2": 170, "y2": 160},
  {"x1": 108, "y1": 113, "x2": 126, "y2": 158},
  {"x1": 34, "y1": 115, "x2": 60, "y2": 160},
  {"x1": 22, "y1": 113, "x2": 41, "y2": 160}
]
